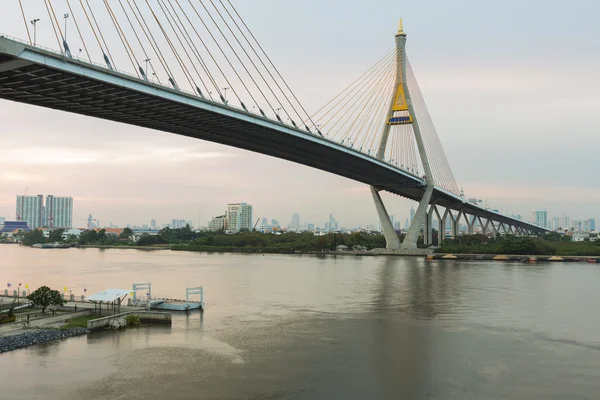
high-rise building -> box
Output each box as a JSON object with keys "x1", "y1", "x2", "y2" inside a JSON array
[
  {"x1": 290, "y1": 213, "x2": 300, "y2": 231},
  {"x1": 208, "y1": 215, "x2": 227, "y2": 232},
  {"x1": 589, "y1": 219, "x2": 596, "y2": 231},
  {"x1": 0, "y1": 217, "x2": 5, "y2": 226},
  {"x1": 45, "y1": 195, "x2": 73, "y2": 228},
  {"x1": 151, "y1": 219, "x2": 157, "y2": 230},
  {"x1": 532, "y1": 209, "x2": 548, "y2": 229},
  {"x1": 87, "y1": 214, "x2": 97, "y2": 230},
  {"x1": 271, "y1": 219, "x2": 280, "y2": 227},
  {"x1": 16, "y1": 195, "x2": 44, "y2": 229},
  {"x1": 227, "y1": 203, "x2": 253, "y2": 232},
  {"x1": 171, "y1": 219, "x2": 188, "y2": 229},
  {"x1": 409, "y1": 206, "x2": 415, "y2": 224},
  {"x1": 325, "y1": 213, "x2": 338, "y2": 231}
]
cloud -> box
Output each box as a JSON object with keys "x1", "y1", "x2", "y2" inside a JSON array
[{"x1": 0, "y1": 147, "x2": 235, "y2": 166}]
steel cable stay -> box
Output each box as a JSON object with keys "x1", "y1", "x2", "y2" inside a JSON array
[
  {"x1": 208, "y1": 0, "x2": 299, "y2": 124},
  {"x1": 417, "y1": 69, "x2": 459, "y2": 194},
  {"x1": 162, "y1": 0, "x2": 217, "y2": 96},
  {"x1": 42, "y1": 0, "x2": 63, "y2": 53},
  {"x1": 406, "y1": 58, "x2": 457, "y2": 190},
  {"x1": 116, "y1": 0, "x2": 158, "y2": 81},
  {"x1": 323, "y1": 57, "x2": 395, "y2": 142},
  {"x1": 214, "y1": 0, "x2": 308, "y2": 131},
  {"x1": 17, "y1": 0, "x2": 32, "y2": 44},
  {"x1": 198, "y1": 0, "x2": 280, "y2": 116},
  {"x1": 315, "y1": 53, "x2": 395, "y2": 132},
  {"x1": 186, "y1": 0, "x2": 259, "y2": 110},
  {"x1": 65, "y1": 0, "x2": 92, "y2": 63},
  {"x1": 354, "y1": 66, "x2": 397, "y2": 151},
  {"x1": 155, "y1": 0, "x2": 208, "y2": 94},
  {"x1": 126, "y1": 0, "x2": 171, "y2": 85},
  {"x1": 102, "y1": 0, "x2": 141, "y2": 78},
  {"x1": 224, "y1": 0, "x2": 322, "y2": 133},
  {"x1": 145, "y1": 0, "x2": 197, "y2": 91},
  {"x1": 83, "y1": 0, "x2": 117, "y2": 68},
  {"x1": 365, "y1": 74, "x2": 397, "y2": 155},
  {"x1": 302, "y1": 50, "x2": 395, "y2": 128},
  {"x1": 408, "y1": 59, "x2": 459, "y2": 192},
  {"x1": 77, "y1": 0, "x2": 113, "y2": 70},
  {"x1": 338, "y1": 61, "x2": 396, "y2": 148},
  {"x1": 330, "y1": 57, "x2": 396, "y2": 141},
  {"x1": 186, "y1": 0, "x2": 251, "y2": 105},
  {"x1": 332, "y1": 61, "x2": 394, "y2": 143},
  {"x1": 171, "y1": 0, "x2": 227, "y2": 100},
  {"x1": 132, "y1": 0, "x2": 181, "y2": 86}
]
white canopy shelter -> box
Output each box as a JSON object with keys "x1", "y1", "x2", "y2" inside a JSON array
[
  {"x1": 87, "y1": 289, "x2": 130, "y2": 315},
  {"x1": 87, "y1": 289, "x2": 130, "y2": 302}
]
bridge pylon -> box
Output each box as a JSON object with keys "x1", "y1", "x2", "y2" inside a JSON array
[{"x1": 372, "y1": 19, "x2": 435, "y2": 250}]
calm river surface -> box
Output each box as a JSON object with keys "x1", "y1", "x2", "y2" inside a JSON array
[{"x1": 1, "y1": 245, "x2": 600, "y2": 399}]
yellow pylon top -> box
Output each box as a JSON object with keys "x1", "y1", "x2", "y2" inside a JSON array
[{"x1": 396, "y1": 18, "x2": 406, "y2": 36}]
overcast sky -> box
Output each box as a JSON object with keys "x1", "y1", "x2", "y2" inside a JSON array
[{"x1": 1, "y1": 0, "x2": 598, "y2": 228}]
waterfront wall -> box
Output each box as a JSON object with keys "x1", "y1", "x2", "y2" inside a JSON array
[{"x1": 87, "y1": 311, "x2": 171, "y2": 330}]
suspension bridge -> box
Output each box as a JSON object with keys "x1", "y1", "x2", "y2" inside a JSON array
[{"x1": 0, "y1": 0, "x2": 548, "y2": 250}]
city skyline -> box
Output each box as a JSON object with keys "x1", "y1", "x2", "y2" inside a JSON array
[{"x1": 0, "y1": 0, "x2": 598, "y2": 229}]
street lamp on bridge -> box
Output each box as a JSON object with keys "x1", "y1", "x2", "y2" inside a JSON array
[
  {"x1": 222, "y1": 87, "x2": 229, "y2": 103},
  {"x1": 30, "y1": 19, "x2": 40, "y2": 46},
  {"x1": 63, "y1": 13, "x2": 69, "y2": 42}
]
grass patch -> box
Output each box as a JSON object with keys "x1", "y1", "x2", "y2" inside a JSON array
[{"x1": 61, "y1": 314, "x2": 96, "y2": 330}]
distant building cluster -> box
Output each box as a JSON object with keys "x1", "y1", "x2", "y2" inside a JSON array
[
  {"x1": 15, "y1": 194, "x2": 73, "y2": 229},
  {"x1": 207, "y1": 203, "x2": 253, "y2": 233}
]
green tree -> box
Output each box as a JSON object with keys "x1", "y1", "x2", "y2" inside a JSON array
[
  {"x1": 64, "y1": 234, "x2": 78, "y2": 244},
  {"x1": 119, "y1": 227, "x2": 133, "y2": 239},
  {"x1": 22, "y1": 229, "x2": 46, "y2": 246},
  {"x1": 96, "y1": 229, "x2": 107, "y2": 243},
  {"x1": 48, "y1": 228, "x2": 65, "y2": 243},
  {"x1": 138, "y1": 234, "x2": 168, "y2": 247},
  {"x1": 78, "y1": 229, "x2": 98, "y2": 245},
  {"x1": 27, "y1": 286, "x2": 65, "y2": 313}
]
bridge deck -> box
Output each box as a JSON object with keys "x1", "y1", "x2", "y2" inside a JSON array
[{"x1": 0, "y1": 37, "x2": 545, "y2": 232}]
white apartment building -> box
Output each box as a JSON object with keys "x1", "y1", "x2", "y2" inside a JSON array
[
  {"x1": 45, "y1": 195, "x2": 73, "y2": 229},
  {"x1": 208, "y1": 215, "x2": 227, "y2": 232},
  {"x1": 532, "y1": 209, "x2": 548, "y2": 229},
  {"x1": 226, "y1": 203, "x2": 253, "y2": 233},
  {"x1": 16, "y1": 195, "x2": 44, "y2": 229}
]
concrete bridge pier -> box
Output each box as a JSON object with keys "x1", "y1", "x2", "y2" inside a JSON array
[{"x1": 370, "y1": 186, "x2": 401, "y2": 250}]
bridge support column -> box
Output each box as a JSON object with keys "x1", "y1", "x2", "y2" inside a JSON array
[
  {"x1": 425, "y1": 205, "x2": 435, "y2": 246},
  {"x1": 453, "y1": 210, "x2": 463, "y2": 238},
  {"x1": 401, "y1": 184, "x2": 434, "y2": 250},
  {"x1": 465, "y1": 213, "x2": 475, "y2": 235},
  {"x1": 490, "y1": 221, "x2": 499, "y2": 236},
  {"x1": 370, "y1": 186, "x2": 400, "y2": 250},
  {"x1": 478, "y1": 216, "x2": 488, "y2": 236}
]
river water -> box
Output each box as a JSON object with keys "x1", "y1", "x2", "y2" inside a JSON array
[{"x1": 1, "y1": 245, "x2": 600, "y2": 399}]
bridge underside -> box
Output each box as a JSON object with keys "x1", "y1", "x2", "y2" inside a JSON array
[{"x1": 0, "y1": 38, "x2": 546, "y2": 234}]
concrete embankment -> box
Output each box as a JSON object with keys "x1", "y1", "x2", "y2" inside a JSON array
[
  {"x1": 79, "y1": 245, "x2": 170, "y2": 251},
  {"x1": 429, "y1": 254, "x2": 600, "y2": 262},
  {"x1": 0, "y1": 329, "x2": 89, "y2": 353},
  {"x1": 87, "y1": 311, "x2": 171, "y2": 330}
]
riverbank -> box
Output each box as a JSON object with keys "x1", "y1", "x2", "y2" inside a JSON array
[
  {"x1": 0, "y1": 328, "x2": 89, "y2": 353},
  {"x1": 429, "y1": 253, "x2": 600, "y2": 262},
  {"x1": 79, "y1": 245, "x2": 170, "y2": 250}
]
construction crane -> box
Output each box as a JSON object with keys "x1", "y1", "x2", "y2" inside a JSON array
[
  {"x1": 15, "y1": 187, "x2": 28, "y2": 221},
  {"x1": 253, "y1": 218, "x2": 261, "y2": 232},
  {"x1": 48, "y1": 202, "x2": 67, "y2": 229}
]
